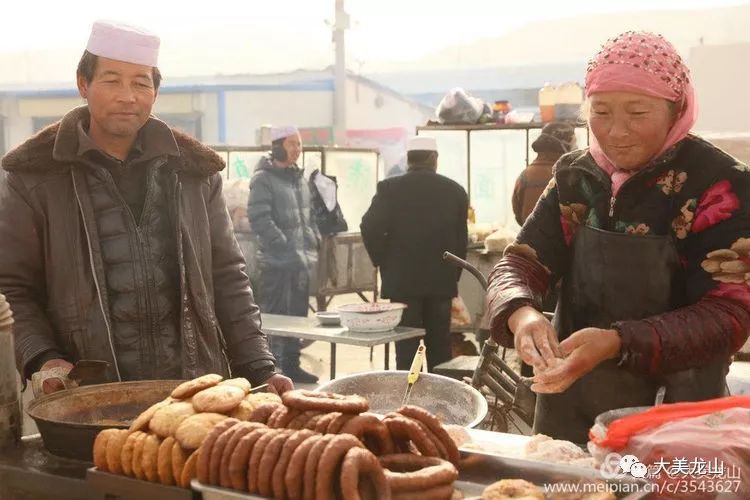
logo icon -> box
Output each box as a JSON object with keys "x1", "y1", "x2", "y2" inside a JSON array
[{"x1": 600, "y1": 453, "x2": 648, "y2": 479}]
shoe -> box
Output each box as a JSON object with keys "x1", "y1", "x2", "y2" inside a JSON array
[{"x1": 283, "y1": 367, "x2": 319, "y2": 384}]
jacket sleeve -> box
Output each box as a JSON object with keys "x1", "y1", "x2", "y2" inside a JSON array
[
  {"x1": 0, "y1": 170, "x2": 64, "y2": 378},
  {"x1": 455, "y1": 188, "x2": 469, "y2": 281},
  {"x1": 486, "y1": 178, "x2": 569, "y2": 347},
  {"x1": 614, "y1": 169, "x2": 750, "y2": 375},
  {"x1": 247, "y1": 173, "x2": 287, "y2": 252},
  {"x1": 360, "y1": 181, "x2": 389, "y2": 267},
  {"x1": 208, "y1": 174, "x2": 276, "y2": 377},
  {"x1": 512, "y1": 172, "x2": 526, "y2": 226}
]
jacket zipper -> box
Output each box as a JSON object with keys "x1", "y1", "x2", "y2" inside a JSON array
[
  {"x1": 103, "y1": 159, "x2": 165, "y2": 375},
  {"x1": 71, "y1": 170, "x2": 122, "y2": 381},
  {"x1": 569, "y1": 156, "x2": 673, "y2": 226}
]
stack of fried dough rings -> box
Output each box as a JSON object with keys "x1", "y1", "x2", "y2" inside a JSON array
[
  {"x1": 92, "y1": 381, "x2": 463, "y2": 499},
  {"x1": 195, "y1": 389, "x2": 462, "y2": 499}
]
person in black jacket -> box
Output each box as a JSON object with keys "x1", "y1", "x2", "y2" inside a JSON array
[
  {"x1": 247, "y1": 126, "x2": 320, "y2": 383},
  {"x1": 361, "y1": 136, "x2": 469, "y2": 370}
]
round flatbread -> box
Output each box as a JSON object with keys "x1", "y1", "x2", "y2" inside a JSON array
[
  {"x1": 192, "y1": 385, "x2": 246, "y2": 414},
  {"x1": 175, "y1": 413, "x2": 228, "y2": 450},
  {"x1": 149, "y1": 401, "x2": 196, "y2": 438},
  {"x1": 171, "y1": 374, "x2": 223, "y2": 399},
  {"x1": 105, "y1": 429, "x2": 130, "y2": 475}
]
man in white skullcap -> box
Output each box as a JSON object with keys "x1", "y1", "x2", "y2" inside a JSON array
[
  {"x1": 247, "y1": 126, "x2": 321, "y2": 383},
  {"x1": 361, "y1": 136, "x2": 469, "y2": 370},
  {"x1": 0, "y1": 21, "x2": 292, "y2": 395}
]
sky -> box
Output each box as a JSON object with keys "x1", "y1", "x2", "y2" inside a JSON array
[{"x1": 0, "y1": 0, "x2": 746, "y2": 82}]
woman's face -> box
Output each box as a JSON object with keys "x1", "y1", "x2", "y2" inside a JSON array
[{"x1": 588, "y1": 91, "x2": 677, "y2": 170}]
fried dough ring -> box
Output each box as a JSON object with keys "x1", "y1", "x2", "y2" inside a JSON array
[
  {"x1": 249, "y1": 402, "x2": 283, "y2": 424},
  {"x1": 398, "y1": 405, "x2": 460, "y2": 466},
  {"x1": 341, "y1": 447, "x2": 392, "y2": 500},
  {"x1": 285, "y1": 434, "x2": 324, "y2": 500},
  {"x1": 303, "y1": 434, "x2": 337, "y2": 500},
  {"x1": 327, "y1": 413, "x2": 356, "y2": 434},
  {"x1": 379, "y1": 454, "x2": 458, "y2": 492},
  {"x1": 282, "y1": 389, "x2": 368, "y2": 414},
  {"x1": 315, "y1": 434, "x2": 364, "y2": 500},
  {"x1": 219, "y1": 422, "x2": 265, "y2": 488},
  {"x1": 248, "y1": 429, "x2": 290, "y2": 493},
  {"x1": 196, "y1": 418, "x2": 239, "y2": 484},
  {"x1": 287, "y1": 410, "x2": 319, "y2": 430},
  {"x1": 303, "y1": 412, "x2": 328, "y2": 431},
  {"x1": 315, "y1": 412, "x2": 341, "y2": 433},
  {"x1": 208, "y1": 422, "x2": 244, "y2": 485},
  {"x1": 228, "y1": 428, "x2": 267, "y2": 491},
  {"x1": 383, "y1": 414, "x2": 440, "y2": 458},
  {"x1": 341, "y1": 413, "x2": 395, "y2": 455},
  {"x1": 258, "y1": 429, "x2": 295, "y2": 497},
  {"x1": 272, "y1": 429, "x2": 316, "y2": 499}
]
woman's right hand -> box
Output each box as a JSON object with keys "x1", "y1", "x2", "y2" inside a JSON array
[{"x1": 507, "y1": 306, "x2": 561, "y2": 369}]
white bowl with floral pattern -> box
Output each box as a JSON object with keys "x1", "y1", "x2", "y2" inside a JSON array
[{"x1": 336, "y1": 302, "x2": 407, "y2": 333}]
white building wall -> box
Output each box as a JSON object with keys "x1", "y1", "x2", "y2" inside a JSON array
[
  {"x1": 691, "y1": 43, "x2": 750, "y2": 134},
  {"x1": 199, "y1": 92, "x2": 220, "y2": 144},
  {"x1": 345, "y1": 79, "x2": 430, "y2": 132},
  {"x1": 223, "y1": 90, "x2": 333, "y2": 146}
]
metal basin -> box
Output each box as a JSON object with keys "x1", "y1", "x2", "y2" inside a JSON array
[
  {"x1": 316, "y1": 371, "x2": 487, "y2": 427},
  {"x1": 26, "y1": 380, "x2": 180, "y2": 461}
]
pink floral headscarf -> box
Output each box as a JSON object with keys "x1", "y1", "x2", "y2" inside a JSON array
[{"x1": 585, "y1": 31, "x2": 698, "y2": 195}]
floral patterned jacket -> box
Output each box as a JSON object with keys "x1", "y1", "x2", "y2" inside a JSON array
[{"x1": 487, "y1": 135, "x2": 750, "y2": 376}]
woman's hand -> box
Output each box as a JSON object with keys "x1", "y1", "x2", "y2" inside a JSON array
[
  {"x1": 531, "y1": 328, "x2": 621, "y2": 393},
  {"x1": 508, "y1": 306, "x2": 561, "y2": 369}
]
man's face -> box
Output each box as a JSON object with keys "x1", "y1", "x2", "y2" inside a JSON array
[
  {"x1": 282, "y1": 134, "x2": 302, "y2": 165},
  {"x1": 77, "y1": 56, "x2": 157, "y2": 140}
]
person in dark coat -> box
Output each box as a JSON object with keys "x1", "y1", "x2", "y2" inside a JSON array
[
  {"x1": 486, "y1": 31, "x2": 750, "y2": 443},
  {"x1": 512, "y1": 122, "x2": 578, "y2": 226},
  {"x1": 361, "y1": 136, "x2": 469, "y2": 370},
  {"x1": 247, "y1": 126, "x2": 320, "y2": 383},
  {"x1": 0, "y1": 20, "x2": 291, "y2": 395}
]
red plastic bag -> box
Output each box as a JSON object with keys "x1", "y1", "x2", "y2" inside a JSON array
[
  {"x1": 589, "y1": 397, "x2": 750, "y2": 499},
  {"x1": 624, "y1": 408, "x2": 750, "y2": 499},
  {"x1": 590, "y1": 395, "x2": 750, "y2": 450}
]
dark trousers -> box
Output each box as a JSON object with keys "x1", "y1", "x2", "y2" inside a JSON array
[
  {"x1": 392, "y1": 297, "x2": 452, "y2": 371},
  {"x1": 257, "y1": 266, "x2": 310, "y2": 371}
]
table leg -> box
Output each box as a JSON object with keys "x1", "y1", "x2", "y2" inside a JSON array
[
  {"x1": 330, "y1": 343, "x2": 337, "y2": 380},
  {"x1": 384, "y1": 343, "x2": 390, "y2": 370}
]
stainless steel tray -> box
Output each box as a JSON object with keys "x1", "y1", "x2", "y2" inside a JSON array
[
  {"x1": 459, "y1": 450, "x2": 649, "y2": 499},
  {"x1": 191, "y1": 448, "x2": 650, "y2": 500}
]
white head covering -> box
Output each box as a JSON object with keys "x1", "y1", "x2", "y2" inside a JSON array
[
  {"x1": 86, "y1": 20, "x2": 160, "y2": 67},
  {"x1": 406, "y1": 136, "x2": 438, "y2": 152},
  {"x1": 271, "y1": 126, "x2": 300, "y2": 142}
]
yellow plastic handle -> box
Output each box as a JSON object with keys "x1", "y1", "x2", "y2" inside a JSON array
[{"x1": 406, "y1": 345, "x2": 425, "y2": 385}]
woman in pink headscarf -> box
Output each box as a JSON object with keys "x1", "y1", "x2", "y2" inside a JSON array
[{"x1": 485, "y1": 31, "x2": 750, "y2": 443}]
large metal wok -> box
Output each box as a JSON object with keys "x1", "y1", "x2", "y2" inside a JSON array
[
  {"x1": 316, "y1": 371, "x2": 488, "y2": 427},
  {"x1": 26, "y1": 380, "x2": 180, "y2": 461}
]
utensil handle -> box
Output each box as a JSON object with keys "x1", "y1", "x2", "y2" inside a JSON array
[
  {"x1": 407, "y1": 344, "x2": 425, "y2": 384},
  {"x1": 249, "y1": 383, "x2": 270, "y2": 394}
]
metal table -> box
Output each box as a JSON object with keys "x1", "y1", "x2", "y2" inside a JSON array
[
  {"x1": 261, "y1": 314, "x2": 425, "y2": 379},
  {"x1": 0, "y1": 435, "x2": 93, "y2": 499}
]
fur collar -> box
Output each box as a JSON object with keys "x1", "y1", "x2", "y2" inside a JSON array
[{"x1": 2, "y1": 106, "x2": 224, "y2": 176}]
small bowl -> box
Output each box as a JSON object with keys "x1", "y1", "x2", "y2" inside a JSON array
[
  {"x1": 337, "y1": 302, "x2": 407, "y2": 333},
  {"x1": 315, "y1": 311, "x2": 341, "y2": 327}
]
